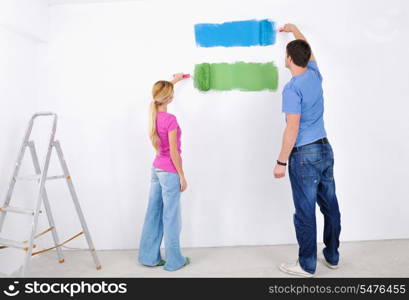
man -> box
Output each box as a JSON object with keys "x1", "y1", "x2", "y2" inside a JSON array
[{"x1": 274, "y1": 24, "x2": 341, "y2": 277}]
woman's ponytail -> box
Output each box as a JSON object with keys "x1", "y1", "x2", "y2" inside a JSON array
[{"x1": 149, "y1": 80, "x2": 174, "y2": 151}]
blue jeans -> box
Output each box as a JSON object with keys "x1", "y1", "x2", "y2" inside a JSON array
[
  {"x1": 288, "y1": 142, "x2": 341, "y2": 274},
  {"x1": 138, "y1": 167, "x2": 186, "y2": 271}
]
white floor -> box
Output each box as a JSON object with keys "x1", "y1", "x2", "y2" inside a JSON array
[{"x1": 7, "y1": 239, "x2": 409, "y2": 277}]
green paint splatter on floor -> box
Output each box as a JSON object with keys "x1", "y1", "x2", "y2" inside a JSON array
[{"x1": 194, "y1": 61, "x2": 278, "y2": 92}]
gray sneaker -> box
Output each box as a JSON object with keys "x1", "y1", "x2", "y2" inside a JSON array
[
  {"x1": 279, "y1": 260, "x2": 315, "y2": 277},
  {"x1": 320, "y1": 250, "x2": 339, "y2": 269}
]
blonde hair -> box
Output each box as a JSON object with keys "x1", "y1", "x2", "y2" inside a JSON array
[{"x1": 149, "y1": 80, "x2": 174, "y2": 150}]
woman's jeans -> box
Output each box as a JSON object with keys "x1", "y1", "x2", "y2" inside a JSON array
[
  {"x1": 138, "y1": 167, "x2": 186, "y2": 271},
  {"x1": 288, "y1": 142, "x2": 341, "y2": 274}
]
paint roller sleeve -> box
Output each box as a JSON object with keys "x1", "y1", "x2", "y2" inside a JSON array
[
  {"x1": 259, "y1": 19, "x2": 276, "y2": 46},
  {"x1": 194, "y1": 63, "x2": 211, "y2": 91}
]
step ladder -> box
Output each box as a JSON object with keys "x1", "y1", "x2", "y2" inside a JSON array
[{"x1": 0, "y1": 112, "x2": 101, "y2": 277}]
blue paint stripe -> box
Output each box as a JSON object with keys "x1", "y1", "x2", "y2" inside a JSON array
[{"x1": 194, "y1": 19, "x2": 276, "y2": 47}]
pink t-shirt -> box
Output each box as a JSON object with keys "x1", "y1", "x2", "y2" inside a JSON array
[{"x1": 152, "y1": 112, "x2": 182, "y2": 173}]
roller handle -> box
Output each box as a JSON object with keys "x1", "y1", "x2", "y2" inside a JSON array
[{"x1": 173, "y1": 73, "x2": 191, "y2": 79}]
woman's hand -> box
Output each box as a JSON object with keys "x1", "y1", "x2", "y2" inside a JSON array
[
  {"x1": 171, "y1": 73, "x2": 185, "y2": 84},
  {"x1": 179, "y1": 176, "x2": 188, "y2": 192}
]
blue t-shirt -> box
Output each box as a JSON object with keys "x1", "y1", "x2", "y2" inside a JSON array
[{"x1": 282, "y1": 61, "x2": 327, "y2": 147}]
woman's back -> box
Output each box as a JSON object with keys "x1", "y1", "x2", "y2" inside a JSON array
[{"x1": 153, "y1": 111, "x2": 181, "y2": 173}]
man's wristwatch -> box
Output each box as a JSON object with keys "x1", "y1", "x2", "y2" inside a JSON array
[{"x1": 277, "y1": 160, "x2": 287, "y2": 166}]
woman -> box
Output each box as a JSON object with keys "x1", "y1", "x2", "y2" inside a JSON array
[{"x1": 138, "y1": 73, "x2": 190, "y2": 271}]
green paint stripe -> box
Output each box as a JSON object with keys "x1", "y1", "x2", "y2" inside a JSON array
[{"x1": 194, "y1": 62, "x2": 278, "y2": 92}]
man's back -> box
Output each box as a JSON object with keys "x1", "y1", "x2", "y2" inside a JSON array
[{"x1": 282, "y1": 61, "x2": 327, "y2": 147}]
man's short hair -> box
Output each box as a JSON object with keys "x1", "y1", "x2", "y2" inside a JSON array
[{"x1": 286, "y1": 40, "x2": 312, "y2": 67}]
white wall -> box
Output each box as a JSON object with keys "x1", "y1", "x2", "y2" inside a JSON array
[
  {"x1": 39, "y1": 0, "x2": 409, "y2": 251},
  {"x1": 0, "y1": 0, "x2": 49, "y2": 275},
  {"x1": 0, "y1": 0, "x2": 48, "y2": 41},
  {"x1": 1, "y1": 0, "x2": 409, "y2": 271}
]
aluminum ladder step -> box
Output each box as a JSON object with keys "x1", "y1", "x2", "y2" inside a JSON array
[
  {"x1": 0, "y1": 206, "x2": 41, "y2": 215},
  {"x1": 0, "y1": 237, "x2": 36, "y2": 251},
  {"x1": 15, "y1": 174, "x2": 67, "y2": 181},
  {"x1": 15, "y1": 174, "x2": 40, "y2": 181}
]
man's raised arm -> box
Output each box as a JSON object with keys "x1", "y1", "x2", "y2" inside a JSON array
[{"x1": 279, "y1": 23, "x2": 316, "y2": 62}]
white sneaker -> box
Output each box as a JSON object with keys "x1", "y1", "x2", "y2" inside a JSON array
[
  {"x1": 320, "y1": 250, "x2": 339, "y2": 269},
  {"x1": 279, "y1": 260, "x2": 315, "y2": 277}
]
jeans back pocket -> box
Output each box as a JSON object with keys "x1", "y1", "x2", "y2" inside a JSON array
[{"x1": 299, "y1": 152, "x2": 323, "y2": 179}]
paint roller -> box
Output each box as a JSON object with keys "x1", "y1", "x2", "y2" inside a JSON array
[
  {"x1": 193, "y1": 63, "x2": 211, "y2": 91},
  {"x1": 173, "y1": 64, "x2": 211, "y2": 91},
  {"x1": 259, "y1": 19, "x2": 276, "y2": 46}
]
